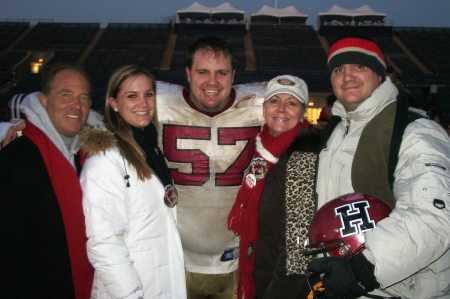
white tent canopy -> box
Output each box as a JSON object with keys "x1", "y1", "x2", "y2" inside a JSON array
[
  {"x1": 211, "y1": 2, "x2": 244, "y2": 21},
  {"x1": 319, "y1": 5, "x2": 386, "y2": 18},
  {"x1": 318, "y1": 5, "x2": 386, "y2": 25},
  {"x1": 177, "y1": 2, "x2": 211, "y2": 14},
  {"x1": 251, "y1": 5, "x2": 308, "y2": 25},
  {"x1": 176, "y1": 2, "x2": 244, "y2": 22},
  {"x1": 177, "y1": 2, "x2": 211, "y2": 21},
  {"x1": 211, "y1": 3, "x2": 244, "y2": 15},
  {"x1": 251, "y1": 5, "x2": 308, "y2": 18}
]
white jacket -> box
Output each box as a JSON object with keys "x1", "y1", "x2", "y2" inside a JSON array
[
  {"x1": 80, "y1": 142, "x2": 186, "y2": 299},
  {"x1": 316, "y1": 78, "x2": 450, "y2": 298}
]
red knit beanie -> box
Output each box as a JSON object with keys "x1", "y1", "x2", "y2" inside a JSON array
[{"x1": 327, "y1": 27, "x2": 386, "y2": 78}]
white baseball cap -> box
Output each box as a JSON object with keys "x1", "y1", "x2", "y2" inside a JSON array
[{"x1": 264, "y1": 75, "x2": 309, "y2": 106}]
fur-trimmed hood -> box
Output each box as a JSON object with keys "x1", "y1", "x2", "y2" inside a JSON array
[{"x1": 79, "y1": 127, "x2": 117, "y2": 156}]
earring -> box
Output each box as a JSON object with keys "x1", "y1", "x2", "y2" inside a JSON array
[{"x1": 114, "y1": 108, "x2": 118, "y2": 112}]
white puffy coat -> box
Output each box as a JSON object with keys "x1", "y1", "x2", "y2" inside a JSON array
[
  {"x1": 80, "y1": 136, "x2": 186, "y2": 299},
  {"x1": 316, "y1": 78, "x2": 450, "y2": 298}
]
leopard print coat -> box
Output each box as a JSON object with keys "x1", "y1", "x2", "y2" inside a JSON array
[
  {"x1": 285, "y1": 150, "x2": 317, "y2": 274},
  {"x1": 253, "y1": 129, "x2": 321, "y2": 299}
]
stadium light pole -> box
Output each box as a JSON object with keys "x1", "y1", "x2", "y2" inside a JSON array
[{"x1": 275, "y1": 0, "x2": 278, "y2": 9}]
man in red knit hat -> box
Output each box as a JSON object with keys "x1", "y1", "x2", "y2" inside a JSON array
[{"x1": 309, "y1": 27, "x2": 450, "y2": 298}]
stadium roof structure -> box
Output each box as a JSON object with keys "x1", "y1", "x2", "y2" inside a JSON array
[
  {"x1": 176, "y1": 2, "x2": 244, "y2": 22},
  {"x1": 250, "y1": 5, "x2": 308, "y2": 25},
  {"x1": 318, "y1": 5, "x2": 386, "y2": 24},
  {"x1": 211, "y1": 3, "x2": 245, "y2": 22},
  {"x1": 177, "y1": 2, "x2": 210, "y2": 21}
]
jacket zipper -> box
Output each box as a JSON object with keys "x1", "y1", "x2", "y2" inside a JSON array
[{"x1": 344, "y1": 117, "x2": 351, "y2": 137}]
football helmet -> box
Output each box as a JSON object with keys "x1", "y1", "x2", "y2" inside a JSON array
[{"x1": 304, "y1": 192, "x2": 392, "y2": 258}]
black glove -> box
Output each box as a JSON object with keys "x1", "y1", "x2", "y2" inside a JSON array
[{"x1": 307, "y1": 253, "x2": 380, "y2": 299}]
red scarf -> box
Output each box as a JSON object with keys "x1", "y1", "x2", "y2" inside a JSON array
[
  {"x1": 228, "y1": 121, "x2": 310, "y2": 299},
  {"x1": 23, "y1": 120, "x2": 94, "y2": 299}
]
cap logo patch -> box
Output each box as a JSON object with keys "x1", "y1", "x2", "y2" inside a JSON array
[{"x1": 277, "y1": 78, "x2": 295, "y2": 86}]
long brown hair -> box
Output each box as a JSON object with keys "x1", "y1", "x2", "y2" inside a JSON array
[{"x1": 104, "y1": 65, "x2": 157, "y2": 180}]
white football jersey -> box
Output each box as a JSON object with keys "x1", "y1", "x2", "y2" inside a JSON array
[{"x1": 156, "y1": 81, "x2": 266, "y2": 273}]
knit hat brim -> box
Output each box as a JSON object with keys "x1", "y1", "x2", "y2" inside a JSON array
[{"x1": 328, "y1": 33, "x2": 386, "y2": 79}]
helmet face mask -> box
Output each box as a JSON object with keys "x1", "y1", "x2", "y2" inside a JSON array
[
  {"x1": 304, "y1": 238, "x2": 353, "y2": 258},
  {"x1": 304, "y1": 193, "x2": 392, "y2": 258}
]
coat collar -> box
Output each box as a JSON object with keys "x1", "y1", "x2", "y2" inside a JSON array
[
  {"x1": 79, "y1": 127, "x2": 117, "y2": 157},
  {"x1": 332, "y1": 77, "x2": 398, "y2": 123}
]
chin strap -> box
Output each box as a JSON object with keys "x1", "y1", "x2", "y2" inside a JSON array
[
  {"x1": 307, "y1": 281, "x2": 325, "y2": 299},
  {"x1": 305, "y1": 270, "x2": 324, "y2": 299}
]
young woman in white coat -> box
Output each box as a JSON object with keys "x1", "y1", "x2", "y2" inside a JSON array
[{"x1": 80, "y1": 65, "x2": 186, "y2": 299}]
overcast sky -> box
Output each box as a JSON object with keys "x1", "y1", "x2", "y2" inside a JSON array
[{"x1": 1, "y1": 0, "x2": 450, "y2": 28}]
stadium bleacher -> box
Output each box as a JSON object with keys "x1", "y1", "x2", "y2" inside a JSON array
[
  {"x1": 395, "y1": 27, "x2": 450, "y2": 75},
  {"x1": 0, "y1": 21, "x2": 29, "y2": 52},
  {"x1": 0, "y1": 20, "x2": 448, "y2": 123},
  {"x1": 13, "y1": 22, "x2": 100, "y2": 63},
  {"x1": 251, "y1": 25, "x2": 328, "y2": 70}
]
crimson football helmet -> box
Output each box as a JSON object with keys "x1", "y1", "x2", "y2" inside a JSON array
[{"x1": 304, "y1": 193, "x2": 392, "y2": 258}]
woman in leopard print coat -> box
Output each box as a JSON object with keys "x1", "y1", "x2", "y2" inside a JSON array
[
  {"x1": 229, "y1": 75, "x2": 321, "y2": 299},
  {"x1": 254, "y1": 127, "x2": 322, "y2": 299}
]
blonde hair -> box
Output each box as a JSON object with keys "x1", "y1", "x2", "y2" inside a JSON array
[{"x1": 104, "y1": 65, "x2": 157, "y2": 180}]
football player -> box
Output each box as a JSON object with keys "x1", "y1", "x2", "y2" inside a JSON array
[{"x1": 156, "y1": 36, "x2": 266, "y2": 299}]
